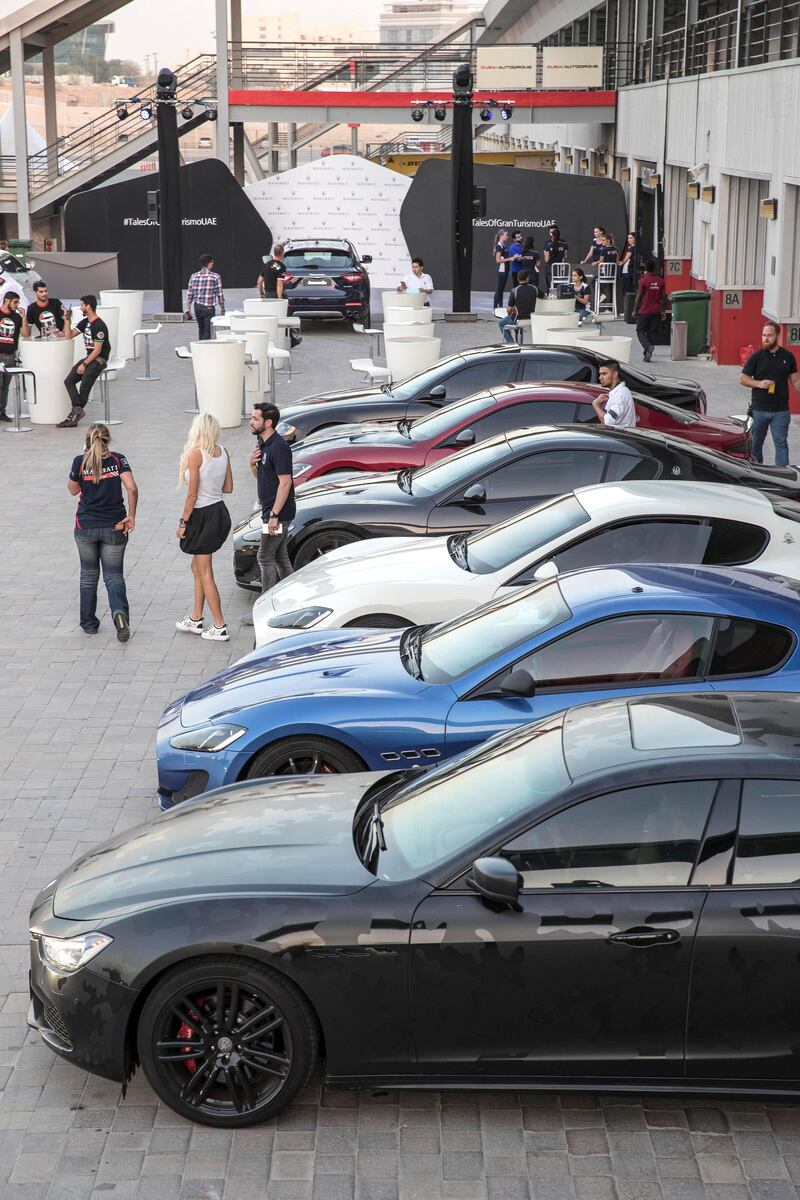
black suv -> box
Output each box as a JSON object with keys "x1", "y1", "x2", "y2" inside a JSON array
[{"x1": 281, "y1": 239, "x2": 372, "y2": 323}]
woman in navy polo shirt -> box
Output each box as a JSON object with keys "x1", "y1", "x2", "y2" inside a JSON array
[{"x1": 67, "y1": 423, "x2": 138, "y2": 640}]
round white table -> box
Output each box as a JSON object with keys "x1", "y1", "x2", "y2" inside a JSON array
[
  {"x1": 190, "y1": 341, "x2": 245, "y2": 428},
  {"x1": 99, "y1": 289, "x2": 143, "y2": 360},
  {"x1": 19, "y1": 336, "x2": 75, "y2": 424},
  {"x1": 384, "y1": 335, "x2": 441, "y2": 382}
]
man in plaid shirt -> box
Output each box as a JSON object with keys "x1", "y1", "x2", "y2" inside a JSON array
[{"x1": 184, "y1": 254, "x2": 225, "y2": 340}]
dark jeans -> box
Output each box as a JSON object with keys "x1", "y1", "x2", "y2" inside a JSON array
[
  {"x1": 636, "y1": 313, "x2": 660, "y2": 353},
  {"x1": 0, "y1": 349, "x2": 15, "y2": 413},
  {"x1": 195, "y1": 303, "x2": 215, "y2": 340},
  {"x1": 751, "y1": 407, "x2": 791, "y2": 467},
  {"x1": 65, "y1": 359, "x2": 104, "y2": 410},
  {"x1": 258, "y1": 527, "x2": 293, "y2": 594},
  {"x1": 493, "y1": 268, "x2": 509, "y2": 308},
  {"x1": 74, "y1": 527, "x2": 129, "y2": 632}
]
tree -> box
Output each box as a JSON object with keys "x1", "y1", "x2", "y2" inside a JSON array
[{"x1": 97, "y1": 58, "x2": 143, "y2": 84}]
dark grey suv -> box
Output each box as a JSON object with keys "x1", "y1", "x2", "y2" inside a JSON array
[{"x1": 281, "y1": 239, "x2": 372, "y2": 323}]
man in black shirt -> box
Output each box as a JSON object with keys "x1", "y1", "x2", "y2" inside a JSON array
[
  {"x1": 249, "y1": 402, "x2": 296, "y2": 594},
  {"x1": 498, "y1": 270, "x2": 537, "y2": 343},
  {"x1": 22, "y1": 280, "x2": 69, "y2": 339},
  {"x1": 739, "y1": 321, "x2": 800, "y2": 465},
  {"x1": 0, "y1": 291, "x2": 22, "y2": 422},
  {"x1": 59, "y1": 294, "x2": 111, "y2": 428},
  {"x1": 258, "y1": 243, "x2": 287, "y2": 299},
  {"x1": 543, "y1": 225, "x2": 568, "y2": 292}
]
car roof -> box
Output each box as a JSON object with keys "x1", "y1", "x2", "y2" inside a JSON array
[
  {"x1": 558, "y1": 690, "x2": 800, "y2": 781},
  {"x1": 496, "y1": 381, "x2": 605, "y2": 401},
  {"x1": 568, "y1": 478, "x2": 774, "y2": 517},
  {"x1": 556, "y1": 562, "x2": 800, "y2": 615},
  {"x1": 284, "y1": 239, "x2": 352, "y2": 248},
  {"x1": 500, "y1": 419, "x2": 738, "y2": 459}
]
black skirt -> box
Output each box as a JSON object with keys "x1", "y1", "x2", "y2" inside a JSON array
[{"x1": 180, "y1": 501, "x2": 232, "y2": 555}]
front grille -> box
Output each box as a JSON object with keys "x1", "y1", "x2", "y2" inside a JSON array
[{"x1": 43, "y1": 1001, "x2": 72, "y2": 1048}]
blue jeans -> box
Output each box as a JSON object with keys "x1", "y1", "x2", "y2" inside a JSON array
[
  {"x1": 194, "y1": 303, "x2": 215, "y2": 340},
  {"x1": 498, "y1": 314, "x2": 518, "y2": 343},
  {"x1": 751, "y1": 407, "x2": 790, "y2": 467},
  {"x1": 74, "y1": 528, "x2": 129, "y2": 632}
]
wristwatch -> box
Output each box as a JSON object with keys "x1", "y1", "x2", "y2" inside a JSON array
[
  {"x1": 269, "y1": 511, "x2": 280, "y2": 519},
  {"x1": 179, "y1": 518, "x2": 186, "y2": 527}
]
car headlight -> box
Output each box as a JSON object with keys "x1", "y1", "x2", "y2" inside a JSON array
[
  {"x1": 169, "y1": 724, "x2": 247, "y2": 752},
  {"x1": 40, "y1": 932, "x2": 112, "y2": 974},
  {"x1": 292, "y1": 462, "x2": 312, "y2": 479},
  {"x1": 267, "y1": 607, "x2": 333, "y2": 629}
]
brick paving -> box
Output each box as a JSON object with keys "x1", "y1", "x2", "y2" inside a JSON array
[{"x1": 1, "y1": 308, "x2": 799, "y2": 1200}]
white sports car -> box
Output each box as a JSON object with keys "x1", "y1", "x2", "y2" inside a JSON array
[{"x1": 252, "y1": 481, "x2": 800, "y2": 648}]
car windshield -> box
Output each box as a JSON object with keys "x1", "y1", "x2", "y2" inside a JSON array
[
  {"x1": 389, "y1": 351, "x2": 468, "y2": 402},
  {"x1": 408, "y1": 391, "x2": 495, "y2": 441},
  {"x1": 410, "y1": 438, "x2": 510, "y2": 496},
  {"x1": 284, "y1": 249, "x2": 353, "y2": 269},
  {"x1": 377, "y1": 718, "x2": 570, "y2": 879},
  {"x1": 465, "y1": 494, "x2": 592, "y2": 574},
  {"x1": 418, "y1": 579, "x2": 571, "y2": 684}
]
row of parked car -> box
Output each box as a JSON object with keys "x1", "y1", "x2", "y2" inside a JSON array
[{"x1": 28, "y1": 339, "x2": 800, "y2": 1131}]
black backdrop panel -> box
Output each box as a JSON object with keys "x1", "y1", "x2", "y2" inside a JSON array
[
  {"x1": 64, "y1": 159, "x2": 271, "y2": 290},
  {"x1": 401, "y1": 159, "x2": 629, "y2": 293}
]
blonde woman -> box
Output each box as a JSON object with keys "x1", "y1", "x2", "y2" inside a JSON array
[
  {"x1": 67, "y1": 422, "x2": 138, "y2": 641},
  {"x1": 175, "y1": 413, "x2": 233, "y2": 641}
]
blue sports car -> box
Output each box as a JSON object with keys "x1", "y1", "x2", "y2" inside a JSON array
[{"x1": 157, "y1": 565, "x2": 800, "y2": 806}]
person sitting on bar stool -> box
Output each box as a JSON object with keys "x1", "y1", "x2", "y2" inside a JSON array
[
  {"x1": 0, "y1": 292, "x2": 23, "y2": 423},
  {"x1": 58, "y1": 295, "x2": 111, "y2": 428},
  {"x1": 498, "y1": 271, "x2": 537, "y2": 344}
]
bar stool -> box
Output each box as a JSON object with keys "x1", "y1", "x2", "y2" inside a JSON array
[
  {"x1": 511, "y1": 324, "x2": 525, "y2": 345},
  {"x1": 350, "y1": 358, "x2": 392, "y2": 387},
  {"x1": 266, "y1": 342, "x2": 291, "y2": 397},
  {"x1": 595, "y1": 264, "x2": 618, "y2": 318},
  {"x1": 133, "y1": 323, "x2": 162, "y2": 381},
  {"x1": 1, "y1": 364, "x2": 37, "y2": 432},
  {"x1": 278, "y1": 316, "x2": 301, "y2": 351},
  {"x1": 176, "y1": 346, "x2": 199, "y2": 414},
  {"x1": 353, "y1": 322, "x2": 385, "y2": 363},
  {"x1": 97, "y1": 357, "x2": 126, "y2": 426}
]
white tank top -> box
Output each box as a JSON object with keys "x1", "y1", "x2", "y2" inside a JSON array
[{"x1": 186, "y1": 446, "x2": 228, "y2": 508}]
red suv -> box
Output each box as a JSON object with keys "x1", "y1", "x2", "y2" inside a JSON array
[{"x1": 290, "y1": 383, "x2": 751, "y2": 485}]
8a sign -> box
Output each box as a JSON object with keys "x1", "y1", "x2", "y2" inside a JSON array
[{"x1": 722, "y1": 290, "x2": 742, "y2": 309}]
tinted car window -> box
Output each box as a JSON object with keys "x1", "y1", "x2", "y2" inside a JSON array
[
  {"x1": 709, "y1": 618, "x2": 793, "y2": 676},
  {"x1": 603, "y1": 452, "x2": 661, "y2": 482},
  {"x1": 703, "y1": 519, "x2": 768, "y2": 565},
  {"x1": 408, "y1": 393, "x2": 495, "y2": 442},
  {"x1": 466, "y1": 495, "x2": 591, "y2": 574},
  {"x1": 284, "y1": 249, "x2": 353, "y2": 269},
  {"x1": 521, "y1": 613, "x2": 714, "y2": 687},
  {"x1": 444, "y1": 362, "x2": 515, "y2": 400},
  {"x1": 734, "y1": 780, "x2": 800, "y2": 885},
  {"x1": 412, "y1": 441, "x2": 512, "y2": 497},
  {"x1": 466, "y1": 401, "x2": 578, "y2": 441},
  {"x1": 502, "y1": 781, "x2": 716, "y2": 888},
  {"x1": 549, "y1": 520, "x2": 713, "y2": 576},
  {"x1": 520, "y1": 354, "x2": 592, "y2": 383},
  {"x1": 484, "y1": 451, "x2": 606, "y2": 502},
  {"x1": 575, "y1": 402, "x2": 600, "y2": 423}
]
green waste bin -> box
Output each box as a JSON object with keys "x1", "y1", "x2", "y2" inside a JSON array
[{"x1": 668, "y1": 290, "x2": 710, "y2": 356}]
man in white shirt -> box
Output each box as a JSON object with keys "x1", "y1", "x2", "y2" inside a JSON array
[
  {"x1": 398, "y1": 257, "x2": 433, "y2": 299},
  {"x1": 594, "y1": 361, "x2": 636, "y2": 428}
]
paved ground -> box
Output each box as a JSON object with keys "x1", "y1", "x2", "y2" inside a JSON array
[{"x1": 1, "y1": 307, "x2": 800, "y2": 1200}]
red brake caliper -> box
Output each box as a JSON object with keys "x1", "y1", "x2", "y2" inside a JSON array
[{"x1": 177, "y1": 1001, "x2": 203, "y2": 1073}]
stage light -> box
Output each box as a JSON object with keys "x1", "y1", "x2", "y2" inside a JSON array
[
  {"x1": 181, "y1": 104, "x2": 194, "y2": 121},
  {"x1": 411, "y1": 107, "x2": 424, "y2": 122},
  {"x1": 156, "y1": 68, "x2": 178, "y2": 100},
  {"x1": 139, "y1": 102, "x2": 154, "y2": 121},
  {"x1": 434, "y1": 105, "x2": 447, "y2": 121},
  {"x1": 500, "y1": 105, "x2": 512, "y2": 120},
  {"x1": 479, "y1": 107, "x2": 493, "y2": 121},
  {"x1": 205, "y1": 105, "x2": 217, "y2": 122},
  {"x1": 116, "y1": 104, "x2": 128, "y2": 121}
]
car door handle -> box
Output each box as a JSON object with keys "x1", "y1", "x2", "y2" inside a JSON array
[{"x1": 608, "y1": 926, "x2": 680, "y2": 948}]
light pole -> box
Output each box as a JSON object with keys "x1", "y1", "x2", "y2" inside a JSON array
[
  {"x1": 154, "y1": 67, "x2": 182, "y2": 314},
  {"x1": 450, "y1": 63, "x2": 474, "y2": 316}
]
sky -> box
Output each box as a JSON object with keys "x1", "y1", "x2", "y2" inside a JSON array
[{"x1": 106, "y1": 0, "x2": 383, "y2": 68}]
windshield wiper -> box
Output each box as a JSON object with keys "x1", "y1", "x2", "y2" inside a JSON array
[
  {"x1": 551, "y1": 879, "x2": 614, "y2": 888},
  {"x1": 397, "y1": 466, "x2": 414, "y2": 494},
  {"x1": 399, "y1": 625, "x2": 424, "y2": 679},
  {"x1": 397, "y1": 418, "x2": 412, "y2": 438},
  {"x1": 447, "y1": 531, "x2": 471, "y2": 572}
]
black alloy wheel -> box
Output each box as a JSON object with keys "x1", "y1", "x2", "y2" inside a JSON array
[
  {"x1": 244, "y1": 735, "x2": 365, "y2": 780},
  {"x1": 138, "y1": 958, "x2": 317, "y2": 1127},
  {"x1": 293, "y1": 528, "x2": 361, "y2": 568},
  {"x1": 344, "y1": 613, "x2": 413, "y2": 628}
]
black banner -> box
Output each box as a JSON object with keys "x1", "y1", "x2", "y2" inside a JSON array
[
  {"x1": 402, "y1": 159, "x2": 628, "y2": 293},
  {"x1": 63, "y1": 159, "x2": 272, "y2": 290}
]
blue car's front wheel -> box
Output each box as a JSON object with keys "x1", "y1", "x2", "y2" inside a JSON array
[{"x1": 243, "y1": 736, "x2": 366, "y2": 780}]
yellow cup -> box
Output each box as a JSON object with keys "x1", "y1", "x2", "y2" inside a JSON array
[{"x1": 768, "y1": 381, "x2": 776, "y2": 394}]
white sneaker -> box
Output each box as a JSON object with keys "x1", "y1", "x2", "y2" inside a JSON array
[
  {"x1": 176, "y1": 616, "x2": 204, "y2": 634},
  {"x1": 201, "y1": 624, "x2": 229, "y2": 642}
]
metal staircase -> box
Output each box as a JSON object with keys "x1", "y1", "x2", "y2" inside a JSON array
[{"x1": 2, "y1": 54, "x2": 216, "y2": 216}]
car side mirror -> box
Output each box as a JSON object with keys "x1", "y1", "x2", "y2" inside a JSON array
[
  {"x1": 453, "y1": 427, "x2": 475, "y2": 447},
  {"x1": 428, "y1": 384, "x2": 447, "y2": 400},
  {"x1": 533, "y1": 560, "x2": 559, "y2": 582},
  {"x1": 462, "y1": 483, "x2": 486, "y2": 505},
  {"x1": 467, "y1": 857, "x2": 522, "y2": 910},
  {"x1": 362, "y1": 254, "x2": 373, "y2": 264},
  {"x1": 501, "y1": 668, "x2": 536, "y2": 698}
]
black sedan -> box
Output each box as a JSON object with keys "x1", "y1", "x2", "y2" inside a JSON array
[
  {"x1": 233, "y1": 423, "x2": 800, "y2": 586},
  {"x1": 278, "y1": 345, "x2": 707, "y2": 444},
  {"x1": 28, "y1": 690, "x2": 800, "y2": 1126}
]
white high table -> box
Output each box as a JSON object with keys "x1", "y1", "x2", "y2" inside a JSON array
[
  {"x1": 190, "y1": 341, "x2": 245, "y2": 428},
  {"x1": 19, "y1": 336, "x2": 75, "y2": 424},
  {"x1": 99, "y1": 290, "x2": 143, "y2": 360}
]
